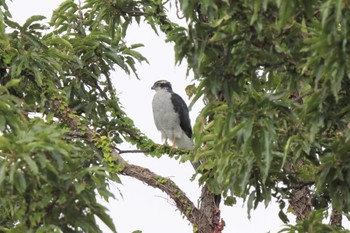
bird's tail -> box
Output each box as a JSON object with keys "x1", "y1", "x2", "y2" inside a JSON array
[
  {"x1": 176, "y1": 135, "x2": 200, "y2": 170},
  {"x1": 176, "y1": 134, "x2": 194, "y2": 150}
]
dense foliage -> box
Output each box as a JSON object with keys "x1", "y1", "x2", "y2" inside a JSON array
[
  {"x1": 177, "y1": 0, "x2": 350, "y2": 219},
  {"x1": 178, "y1": 0, "x2": 350, "y2": 203},
  {"x1": 173, "y1": 0, "x2": 350, "y2": 231},
  {"x1": 0, "y1": 0, "x2": 349, "y2": 232}
]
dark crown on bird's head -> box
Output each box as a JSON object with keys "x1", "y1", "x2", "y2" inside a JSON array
[{"x1": 151, "y1": 80, "x2": 172, "y2": 91}]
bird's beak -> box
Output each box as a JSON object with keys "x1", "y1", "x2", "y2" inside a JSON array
[{"x1": 151, "y1": 84, "x2": 155, "y2": 90}]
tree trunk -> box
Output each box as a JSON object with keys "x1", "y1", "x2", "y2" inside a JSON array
[
  {"x1": 285, "y1": 159, "x2": 312, "y2": 221},
  {"x1": 289, "y1": 185, "x2": 312, "y2": 221},
  {"x1": 330, "y1": 208, "x2": 342, "y2": 227}
]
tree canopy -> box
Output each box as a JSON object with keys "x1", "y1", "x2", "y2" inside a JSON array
[{"x1": 0, "y1": 0, "x2": 349, "y2": 233}]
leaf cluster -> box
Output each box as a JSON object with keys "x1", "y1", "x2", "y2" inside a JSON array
[
  {"x1": 0, "y1": 86, "x2": 115, "y2": 232},
  {"x1": 279, "y1": 209, "x2": 350, "y2": 233}
]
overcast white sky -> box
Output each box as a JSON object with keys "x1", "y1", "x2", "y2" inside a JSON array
[{"x1": 8, "y1": 1, "x2": 296, "y2": 233}]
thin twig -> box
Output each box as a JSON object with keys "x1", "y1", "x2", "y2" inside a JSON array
[
  {"x1": 65, "y1": 131, "x2": 85, "y2": 138},
  {"x1": 175, "y1": 0, "x2": 185, "y2": 19},
  {"x1": 114, "y1": 146, "x2": 150, "y2": 154}
]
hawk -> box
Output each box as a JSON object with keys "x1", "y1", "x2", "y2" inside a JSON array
[{"x1": 151, "y1": 80, "x2": 194, "y2": 150}]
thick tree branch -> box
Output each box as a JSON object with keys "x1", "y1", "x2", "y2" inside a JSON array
[{"x1": 111, "y1": 150, "x2": 210, "y2": 229}]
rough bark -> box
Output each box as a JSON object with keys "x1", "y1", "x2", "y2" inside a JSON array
[
  {"x1": 289, "y1": 185, "x2": 312, "y2": 221},
  {"x1": 284, "y1": 159, "x2": 312, "y2": 221},
  {"x1": 330, "y1": 208, "x2": 342, "y2": 227},
  {"x1": 199, "y1": 186, "x2": 225, "y2": 233}
]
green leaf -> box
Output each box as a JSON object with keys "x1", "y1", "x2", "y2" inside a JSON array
[
  {"x1": 278, "y1": 210, "x2": 289, "y2": 224},
  {"x1": 0, "y1": 161, "x2": 8, "y2": 187},
  {"x1": 6, "y1": 222, "x2": 26, "y2": 232},
  {"x1": 223, "y1": 196, "x2": 237, "y2": 206},
  {"x1": 94, "y1": 207, "x2": 117, "y2": 233},
  {"x1": 261, "y1": 120, "x2": 274, "y2": 183},
  {"x1": 22, "y1": 154, "x2": 39, "y2": 175},
  {"x1": 243, "y1": 117, "x2": 254, "y2": 140},
  {"x1": 14, "y1": 172, "x2": 27, "y2": 193},
  {"x1": 4, "y1": 79, "x2": 21, "y2": 88},
  {"x1": 227, "y1": 121, "x2": 245, "y2": 139},
  {"x1": 22, "y1": 15, "x2": 46, "y2": 30},
  {"x1": 123, "y1": 49, "x2": 148, "y2": 63},
  {"x1": 32, "y1": 67, "x2": 43, "y2": 86},
  {"x1": 9, "y1": 161, "x2": 19, "y2": 186},
  {"x1": 104, "y1": 51, "x2": 126, "y2": 70},
  {"x1": 282, "y1": 135, "x2": 296, "y2": 168},
  {"x1": 247, "y1": 191, "x2": 256, "y2": 219},
  {"x1": 0, "y1": 136, "x2": 11, "y2": 150},
  {"x1": 321, "y1": 0, "x2": 332, "y2": 27},
  {"x1": 316, "y1": 163, "x2": 332, "y2": 191},
  {"x1": 46, "y1": 36, "x2": 73, "y2": 49},
  {"x1": 4, "y1": 18, "x2": 20, "y2": 29},
  {"x1": 209, "y1": 15, "x2": 231, "y2": 27},
  {"x1": 0, "y1": 114, "x2": 6, "y2": 131},
  {"x1": 129, "y1": 43, "x2": 144, "y2": 49},
  {"x1": 75, "y1": 182, "x2": 86, "y2": 194}
]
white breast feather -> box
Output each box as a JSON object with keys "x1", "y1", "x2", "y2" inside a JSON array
[{"x1": 152, "y1": 89, "x2": 183, "y2": 143}]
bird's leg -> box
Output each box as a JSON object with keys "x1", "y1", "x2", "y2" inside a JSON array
[
  {"x1": 171, "y1": 136, "x2": 177, "y2": 149},
  {"x1": 163, "y1": 138, "x2": 168, "y2": 146}
]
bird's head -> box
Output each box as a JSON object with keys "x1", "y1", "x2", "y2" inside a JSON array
[{"x1": 151, "y1": 80, "x2": 173, "y2": 92}]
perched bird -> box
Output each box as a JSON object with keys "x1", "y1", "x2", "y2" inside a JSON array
[{"x1": 151, "y1": 80, "x2": 194, "y2": 150}]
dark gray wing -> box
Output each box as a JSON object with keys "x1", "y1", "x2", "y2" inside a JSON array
[{"x1": 171, "y1": 92, "x2": 192, "y2": 138}]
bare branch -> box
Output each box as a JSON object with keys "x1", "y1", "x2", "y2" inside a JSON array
[
  {"x1": 65, "y1": 131, "x2": 85, "y2": 138},
  {"x1": 113, "y1": 146, "x2": 150, "y2": 154},
  {"x1": 111, "y1": 150, "x2": 208, "y2": 228}
]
